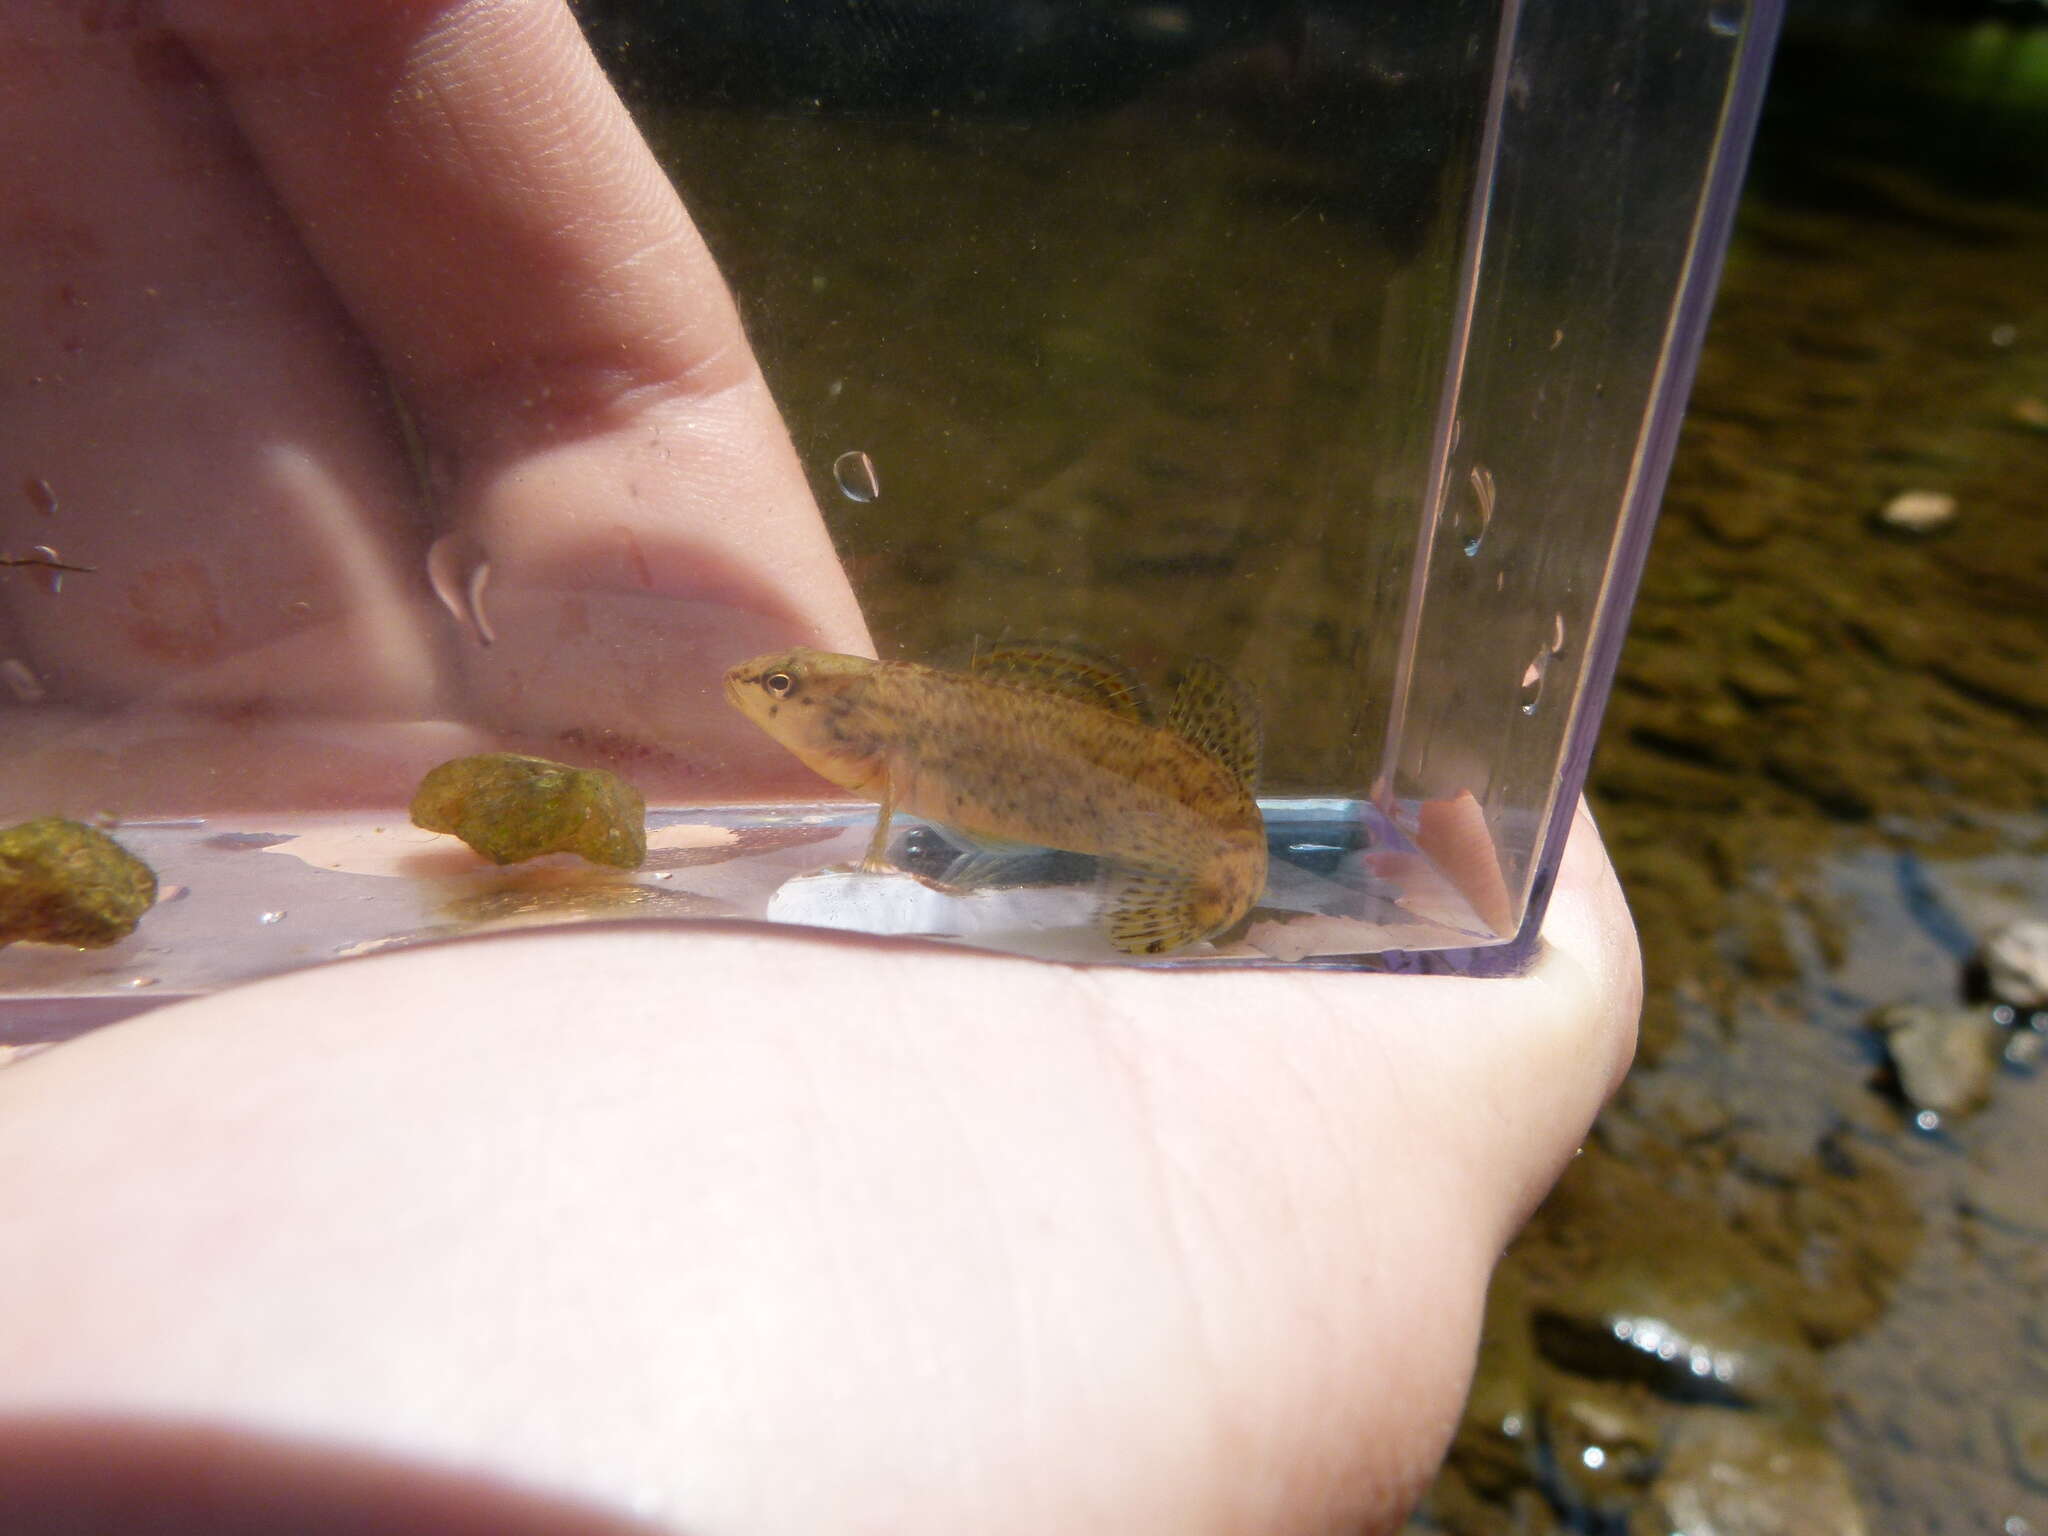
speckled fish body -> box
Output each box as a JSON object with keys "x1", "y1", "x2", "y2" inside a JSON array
[{"x1": 724, "y1": 645, "x2": 1266, "y2": 954}]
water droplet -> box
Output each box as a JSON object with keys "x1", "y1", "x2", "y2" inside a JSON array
[
  {"x1": 1913, "y1": 1108, "x2": 1942, "y2": 1133},
  {"x1": 23, "y1": 477, "x2": 57, "y2": 516},
  {"x1": 1707, "y1": 3, "x2": 1741, "y2": 37},
  {"x1": 1992, "y1": 1002, "x2": 2018, "y2": 1027},
  {"x1": 258, "y1": 909, "x2": 286, "y2": 925},
  {"x1": 1457, "y1": 464, "x2": 1495, "y2": 556},
  {"x1": 29, "y1": 545, "x2": 68, "y2": 594},
  {"x1": 120, "y1": 975, "x2": 159, "y2": 989},
  {"x1": 1, "y1": 657, "x2": 44, "y2": 703},
  {"x1": 426, "y1": 535, "x2": 496, "y2": 647},
  {"x1": 1580, "y1": 1445, "x2": 1606, "y2": 1471},
  {"x1": 832, "y1": 450, "x2": 881, "y2": 503},
  {"x1": 1518, "y1": 648, "x2": 1550, "y2": 714},
  {"x1": 1549, "y1": 612, "x2": 1567, "y2": 654}
]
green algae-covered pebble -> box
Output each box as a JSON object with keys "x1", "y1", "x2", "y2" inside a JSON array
[
  {"x1": 410, "y1": 753, "x2": 646, "y2": 870},
  {"x1": 0, "y1": 817, "x2": 159, "y2": 948}
]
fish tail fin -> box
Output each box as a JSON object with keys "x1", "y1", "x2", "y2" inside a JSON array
[{"x1": 1104, "y1": 853, "x2": 1259, "y2": 956}]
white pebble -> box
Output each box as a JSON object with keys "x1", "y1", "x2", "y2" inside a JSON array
[
  {"x1": 1984, "y1": 920, "x2": 2048, "y2": 1009},
  {"x1": 1879, "y1": 490, "x2": 1957, "y2": 533}
]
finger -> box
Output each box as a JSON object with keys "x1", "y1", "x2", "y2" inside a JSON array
[
  {"x1": 167, "y1": 0, "x2": 871, "y2": 788},
  {"x1": 0, "y1": 5, "x2": 448, "y2": 723}
]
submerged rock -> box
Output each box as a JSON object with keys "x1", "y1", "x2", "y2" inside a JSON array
[
  {"x1": 1631, "y1": 1408, "x2": 1867, "y2": 1536},
  {"x1": 410, "y1": 754, "x2": 647, "y2": 869},
  {"x1": 1523, "y1": 1157, "x2": 1828, "y2": 1419},
  {"x1": 0, "y1": 817, "x2": 158, "y2": 948},
  {"x1": 1541, "y1": 1378, "x2": 1664, "y2": 1519},
  {"x1": 1983, "y1": 920, "x2": 2048, "y2": 1009},
  {"x1": 1871, "y1": 1004, "x2": 2003, "y2": 1120}
]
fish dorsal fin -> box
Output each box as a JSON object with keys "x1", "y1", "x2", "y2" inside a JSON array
[
  {"x1": 1167, "y1": 659, "x2": 1262, "y2": 792},
  {"x1": 970, "y1": 640, "x2": 1155, "y2": 723}
]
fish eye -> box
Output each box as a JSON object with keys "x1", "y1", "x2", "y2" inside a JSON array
[{"x1": 763, "y1": 671, "x2": 794, "y2": 697}]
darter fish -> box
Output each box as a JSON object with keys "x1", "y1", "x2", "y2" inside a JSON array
[{"x1": 723, "y1": 642, "x2": 1266, "y2": 954}]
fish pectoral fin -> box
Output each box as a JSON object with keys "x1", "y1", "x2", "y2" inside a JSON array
[
  {"x1": 1166, "y1": 658, "x2": 1262, "y2": 792},
  {"x1": 1103, "y1": 862, "x2": 1214, "y2": 956},
  {"x1": 969, "y1": 639, "x2": 1155, "y2": 723},
  {"x1": 939, "y1": 848, "x2": 1036, "y2": 891}
]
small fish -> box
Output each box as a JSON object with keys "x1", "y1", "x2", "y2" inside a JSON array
[{"x1": 724, "y1": 641, "x2": 1267, "y2": 954}]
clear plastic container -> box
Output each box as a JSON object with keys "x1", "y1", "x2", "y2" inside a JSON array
[{"x1": 0, "y1": 0, "x2": 1781, "y2": 1036}]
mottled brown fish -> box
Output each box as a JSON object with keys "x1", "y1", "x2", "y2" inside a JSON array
[{"x1": 723, "y1": 642, "x2": 1266, "y2": 954}]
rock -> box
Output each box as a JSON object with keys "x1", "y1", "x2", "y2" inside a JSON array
[
  {"x1": 1692, "y1": 496, "x2": 1775, "y2": 547},
  {"x1": 1877, "y1": 489, "x2": 1957, "y2": 533},
  {"x1": 1631, "y1": 1408, "x2": 1867, "y2": 1536},
  {"x1": 1543, "y1": 1379, "x2": 1664, "y2": 1518},
  {"x1": 2002, "y1": 1394, "x2": 2048, "y2": 1492},
  {"x1": 1726, "y1": 657, "x2": 1804, "y2": 705},
  {"x1": 1983, "y1": 920, "x2": 2048, "y2": 1008},
  {"x1": 0, "y1": 817, "x2": 158, "y2": 949},
  {"x1": 409, "y1": 753, "x2": 647, "y2": 869},
  {"x1": 1750, "y1": 616, "x2": 1818, "y2": 658},
  {"x1": 1871, "y1": 1004, "x2": 2003, "y2": 1119},
  {"x1": 1761, "y1": 741, "x2": 1875, "y2": 819}
]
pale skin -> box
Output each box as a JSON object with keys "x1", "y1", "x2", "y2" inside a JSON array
[{"x1": 0, "y1": 4, "x2": 1642, "y2": 1534}]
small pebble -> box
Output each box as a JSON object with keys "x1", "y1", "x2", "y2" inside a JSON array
[
  {"x1": 1984, "y1": 920, "x2": 2048, "y2": 1009},
  {"x1": 1873, "y1": 1004, "x2": 2002, "y2": 1119},
  {"x1": 1878, "y1": 489, "x2": 1957, "y2": 533}
]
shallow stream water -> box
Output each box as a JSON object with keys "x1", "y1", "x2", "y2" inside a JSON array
[{"x1": 1416, "y1": 15, "x2": 2048, "y2": 1533}]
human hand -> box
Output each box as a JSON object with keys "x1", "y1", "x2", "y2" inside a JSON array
[
  {"x1": 0, "y1": 800, "x2": 1637, "y2": 1535},
  {"x1": 0, "y1": 6, "x2": 1642, "y2": 1531},
  {"x1": 0, "y1": 0, "x2": 867, "y2": 815}
]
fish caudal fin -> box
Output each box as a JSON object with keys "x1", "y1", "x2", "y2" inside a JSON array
[
  {"x1": 970, "y1": 639, "x2": 1155, "y2": 723},
  {"x1": 1166, "y1": 659, "x2": 1262, "y2": 791},
  {"x1": 1104, "y1": 858, "x2": 1253, "y2": 956}
]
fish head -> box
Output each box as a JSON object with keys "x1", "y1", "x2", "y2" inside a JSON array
[{"x1": 723, "y1": 648, "x2": 887, "y2": 793}]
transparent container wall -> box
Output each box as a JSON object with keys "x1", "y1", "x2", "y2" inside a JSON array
[{"x1": 0, "y1": 1, "x2": 1777, "y2": 1030}]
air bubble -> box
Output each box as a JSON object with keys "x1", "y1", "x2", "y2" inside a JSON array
[
  {"x1": 833, "y1": 450, "x2": 881, "y2": 503},
  {"x1": 426, "y1": 535, "x2": 496, "y2": 647},
  {"x1": 1549, "y1": 612, "x2": 1567, "y2": 654},
  {"x1": 1457, "y1": 464, "x2": 1495, "y2": 556},
  {"x1": 120, "y1": 976, "x2": 159, "y2": 989},
  {"x1": 258, "y1": 910, "x2": 287, "y2": 925},
  {"x1": 1707, "y1": 3, "x2": 1741, "y2": 37},
  {"x1": 23, "y1": 477, "x2": 57, "y2": 516},
  {"x1": 1, "y1": 657, "x2": 44, "y2": 703}
]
